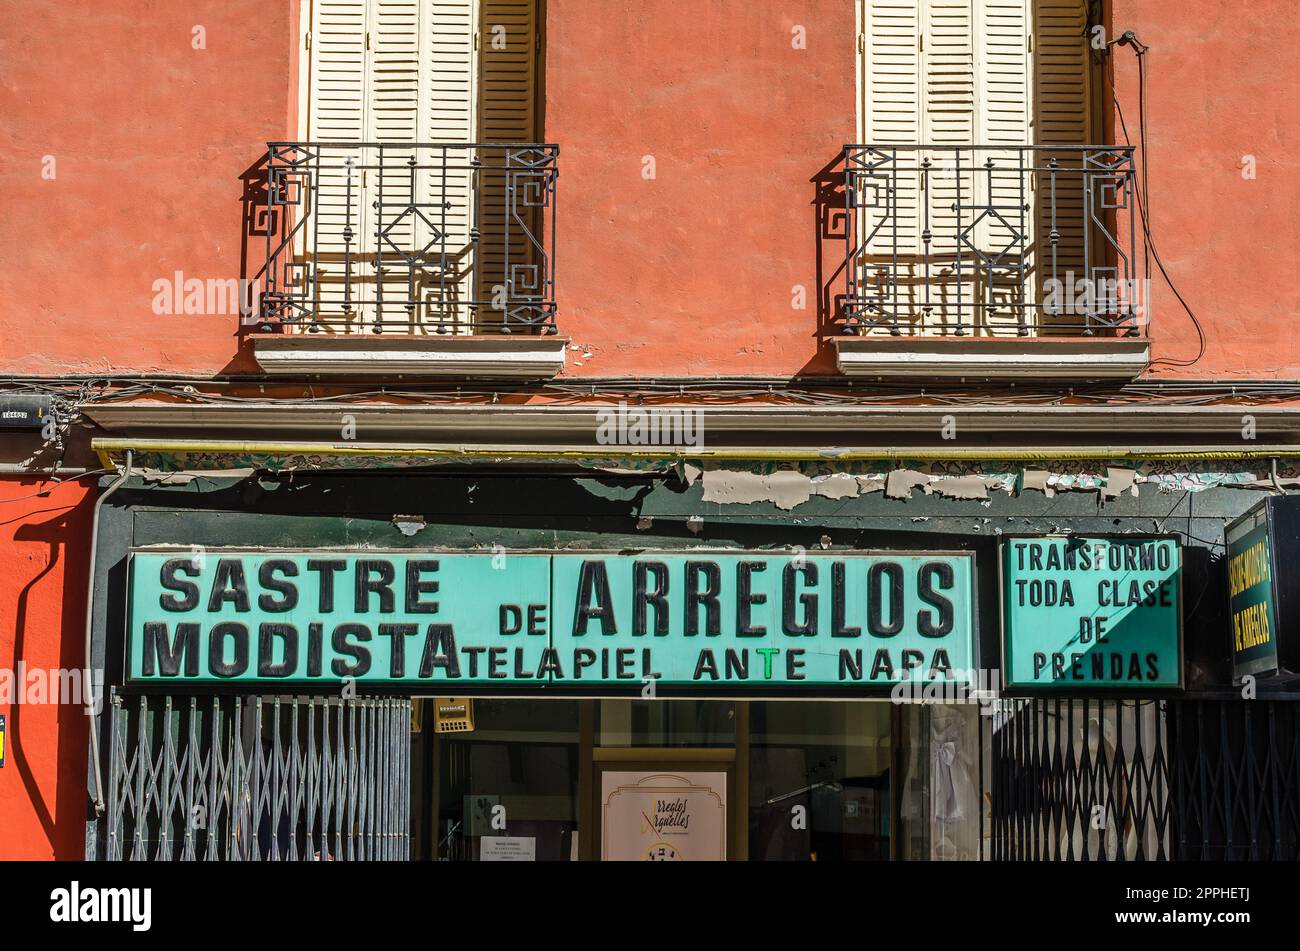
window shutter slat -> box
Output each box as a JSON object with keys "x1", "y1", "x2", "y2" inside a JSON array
[
  {"x1": 856, "y1": 0, "x2": 1091, "y2": 336},
  {"x1": 476, "y1": 0, "x2": 539, "y2": 324}
]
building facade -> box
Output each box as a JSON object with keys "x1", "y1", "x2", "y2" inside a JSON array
[{"x1": 1, "y1": 0, "x2": 1299, "y2": 861}]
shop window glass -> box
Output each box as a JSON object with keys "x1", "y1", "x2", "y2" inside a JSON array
[
  {"x1": 430, "y1": 699, "x2": 580, "y2": 861},
  {"x1": 597, "y1": 699, "x2": 736, "y2": 747},
  {"x1": 896, "y1": 704, "x2": 983, "y2": 861},
  {"x1": 748, "y1": 701, "x2": 892, "y2": 860}
]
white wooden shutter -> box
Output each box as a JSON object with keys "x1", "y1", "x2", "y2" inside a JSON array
[
  {"x1": 920, "y1": 0, "x2": 978, "y2": 332},
  {"x1": 857, "y1": 0, "x2": 1089, "y2": 336},
  {"x1": 476, "y1": 0, "x2": 539, "y2": 326},
  {"x1": 367, "y1": 0, "x2": 423, "y2": 331},
  {"x1": 421, "y1": 0, "x2": 478, "y2": 331},
  {"x1": 1032, "y1": 0, "x2": 1092, "y2": 333},
  {"x1": 857, "y1": 0, "x2": 923, "y2": 330},
  {"x1": 975, "y1": 0, "x2": 1031, "y2": 333},
  {"x1": 302, "y1": 0, "x2": 482, "y2": 333},
  {"x1": 306, "y1": 0, "x2": 369, "y2": 282},
  {"x1": 304, "y1": 0, "x2": 385, "y2": 331}
]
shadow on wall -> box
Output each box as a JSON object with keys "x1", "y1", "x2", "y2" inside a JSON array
[
  {"x1": 6, "y1": 496, "x2": 93, "y2": 859},
  {"x1": 809, "y1": 153, "x2": 851, "y2": 370},
  {"x1": 216, "y1": 152, "x2": 277, "y2": 375}
]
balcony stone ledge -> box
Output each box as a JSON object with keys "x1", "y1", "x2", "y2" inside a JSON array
[
  {"x1": 833, "y1": 336, "x2": 1150, "y2": 381},
  {"x1": 251, "y1": 334, "x2": 568, "y2": 378}
]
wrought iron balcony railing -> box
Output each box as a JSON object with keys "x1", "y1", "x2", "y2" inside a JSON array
[
  {"x1": 841, "y1": 145, "x2": 1143, "y2": 338},
  {"x1": 258, "y1": 141, "x2": 558, "y2": 335}
]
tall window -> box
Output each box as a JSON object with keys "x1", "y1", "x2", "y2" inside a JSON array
[
  {"x1": 855, "y1": 0, "x2": 1098, "y2": 336},
  {"x1": 297, "y1": 0, "x2": 541, "y2": 333}
]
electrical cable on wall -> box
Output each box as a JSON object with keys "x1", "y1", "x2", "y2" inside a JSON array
[{"x1": 1106, "y1": 30, "x2": 1208, "y2": 369}]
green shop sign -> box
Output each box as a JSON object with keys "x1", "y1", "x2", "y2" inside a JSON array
[
  {"x1": 1225, "y1": 514, "x2": 1278, "y2": 681},
  {"x1": 1000, "y1": 536, "x2": 1182, "y2": 690},
  {"x1": 126, "y1": 549, "x2": 976, "y2": 689},
  {"x1": 1222, "y1": 498, "x2": 1300, "y2": 682}
]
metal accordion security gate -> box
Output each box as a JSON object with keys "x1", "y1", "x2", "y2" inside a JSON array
[
  {"x1": 105, "y1": 693, "x2": 411, "y2": 861},
  {"x1": 983, "y1": 698, "x2": 1300, "y2": 861}
]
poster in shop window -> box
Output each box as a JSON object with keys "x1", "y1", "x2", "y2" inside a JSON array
[{"x1": 601, "y1": 772, "x2": 727, "y2": 861}]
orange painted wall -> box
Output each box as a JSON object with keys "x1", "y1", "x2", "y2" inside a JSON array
[
  {"x1": 545, "y1": 0, "x2": 856, "y2": 377},
  {"x1": 0, "y1": 0, "x2": 1295, "y2": 380},
  {"x1": 0, "y1": 479, "x2": 94, "y2": 860},
  {"x1": 0, "y1": 0, "x2": 299, "y2": 376},
  {"x1": 1108, "y1": 1, "x2": 1300, "y2": 377},
  {"x1": 548, "y1": 0, "x2": 1300, "y2": 380}
]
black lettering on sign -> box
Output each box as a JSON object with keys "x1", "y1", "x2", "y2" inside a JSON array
[
  {"x1": 405, "y1": 560, "x2": 440, "y2": 614},
  {"x1": 377, "y1": 623, "x2": 418, "y2": 678},
  {"x1": 869, "y1": 649, "x2": 894, "y2": 680},
  {"x1": 929, "y1": 649, "x2": 952, "y2": 679},
  {"x1": 633, "y1": 561, "x2": 670, "y2": 636},
  {"x1": 208, "y1": 559, "x2": 251, "y2": 613},
  {"x1": 537, "y1": 648, "x2": 564, "y2": 679},
  {"x1": 331, "y1": 623, "x2": 372, "y2": 677},
  {"x1": 736, "y1": 561, "x2": 767, "y2": 637},
  {"x1": 694, "y1": 649, "x2": 719, "y2": 681},
  {"x1": 158, "y1": 559, "x2": 201, "y2": 612},
  {"x1": 917, "y1": 561, "x2": 954, "y2": 637},
  {"x1": 685, "y1": 561, "x2": 721, "y2": 636},
  {"x1": 143, "y1": 622, "x2": 199, "y2": 677},
  {"x1": 257, "y1": 623, "x2": 298, "y2": 677},
  {"x1": 307, "y1": 622, "x2": 323, "y2": 677},
  {"x1": 868, "y1": 562, "x2": 904, "y2": 636},
  {"x1": 782, "y1": 563, "x2": 818, "y2": 637},
  {"x1": 461, "y1": 646, "x2": 484, "y2": 678},
  {"x1": 307, "y1": 559, "x2": 346, "y2": 612},
  {"x1": 500, "y1": 604, "x2": 523, "y2": 635},
  {"x1": 831, "y1": 562, "x2": 860, "y2": 638},
  {"x1": 573, "y1": 648, "x2": 597, "y2": 678},
  {"x1": 258, "y1": 560, "x2": 299, "y2": 613},
  {"x1": 786, "y1": 648, "x2": 806, "y2": 680},
  {"x1": 573, "y1": 560, "x2": 617, "y2": 635},
  {"x1": 839, "y1": 649, "x2": 862, "y2": 680},
  {"x1": 355, "y1": 559, "x2": 395, "y2": 613},
  {"x1": 419, "y1": 625, "x2": 460, "y2": 678},
  {"x1": 725, "y1": 649, "x2": 748, "y2": 679},
  {"x1": 209, "y1": 621, "x2": 249, "y2": 677},
  {"x1": 616, "y1": 648, "x2": 636, "y2": 679}
]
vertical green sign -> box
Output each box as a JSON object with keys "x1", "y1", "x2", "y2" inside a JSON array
[
  {"x1": 1000, "y1": 536, "x2": 1182, "y2": 690},
  {"x1": 1225, "y1": 509, "x2": 1279, "y2": 680}
]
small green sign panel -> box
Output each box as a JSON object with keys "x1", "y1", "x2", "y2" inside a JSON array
[
  {"x1": 126, "y1": 549, "x2": 976, "y2": 689},
  {"x1": 1225, "y1": 509, "x2": 1280, "y2": 680},
  {"x1": 1000, "y1": 536, "x2": 1182, "y2": 690}
]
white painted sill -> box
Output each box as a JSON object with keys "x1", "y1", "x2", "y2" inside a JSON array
[{"x1": 251, "y1": 334, "x2": 568, "y2": 378}]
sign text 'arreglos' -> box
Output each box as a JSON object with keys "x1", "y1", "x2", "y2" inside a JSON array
[{"x1": 127, "y1": 551, "x2": 976, "y2": 687}]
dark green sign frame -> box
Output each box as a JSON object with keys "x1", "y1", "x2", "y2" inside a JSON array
[
  {"x1": 126, "y1": 547, "x2": 979, "y2": 695},
  {"x1": 1226, "y1": 501, "x2": 1282, "y2": 682}
]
